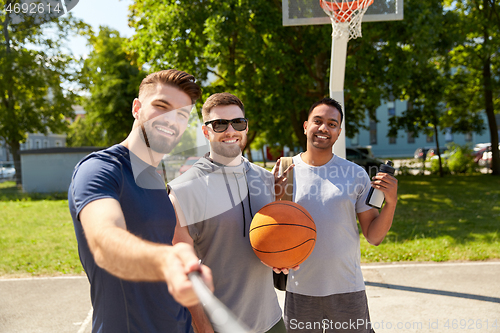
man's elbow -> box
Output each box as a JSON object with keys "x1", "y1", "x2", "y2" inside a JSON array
[{"x1": 366, "y1": 235, "x2": 385, "y2": 247}]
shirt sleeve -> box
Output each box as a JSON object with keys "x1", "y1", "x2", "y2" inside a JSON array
[
  {"x1": 355, "y1": 169, "x2": 373, "y2": 213},
  {"x1": 70, "y1": 155, "x2": 123, "y2": 220}
]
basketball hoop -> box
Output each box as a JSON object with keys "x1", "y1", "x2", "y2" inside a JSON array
[{"x1": 320, "y1": 0, "x2": 374, "y2": 39}]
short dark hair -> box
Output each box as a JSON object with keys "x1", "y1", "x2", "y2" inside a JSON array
[
  {"x1": 139, "y1": 69, "x2": 202, "y2": 104},
  {"x1": 308, "y1": 98, "x2": 343, "y2": 125},
  {"x1": 202, "y1": 92, "x2": 245, "y2": 121}
]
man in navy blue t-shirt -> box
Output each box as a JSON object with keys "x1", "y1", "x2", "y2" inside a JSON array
[{"x1": 68, "y1": 69, "x2": 212, "y2": 333}]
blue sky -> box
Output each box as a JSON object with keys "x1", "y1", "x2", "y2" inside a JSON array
[{"x1": 66, "y1": 0, "x2": 134, "y2": 57}]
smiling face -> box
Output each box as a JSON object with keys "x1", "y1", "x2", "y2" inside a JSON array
[
  {"x1": 133, "y1": 83, "x2": 193, "y2": 154},
  {"x1": 304, "y1": 103, "x2": 342, "y2": 151},
  {"x1": 202, "y1": 104, "x2": 248, "y2": 159}
]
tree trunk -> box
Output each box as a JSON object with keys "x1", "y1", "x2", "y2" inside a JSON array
[
  {"x1": 291, "y1": 110, "x2": 307, "y2": 151},
  {"x1": 261, "y1": 145, "x2": 267, "y2": 168},
  {"x1": 9, "y1": 140, "x2": 22, "y2": 186},
  {"x1": 245, "y1": 146, "x2": 253, "y2": 162},
  {"x1": 3, "y1": 8, "x2": 20, "y2": 185},
  {"x1": 434, "y1": 126, "x2": 444, "y2": 177},
  {"x1": 244, "y1": 130, "x2": 257, "y2": 163},
  {"x1": 482, "y1": 54, "x2": 499, "y2": 175}
]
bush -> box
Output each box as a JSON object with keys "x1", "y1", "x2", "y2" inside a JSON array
[
  {"x1": 447, "y1": 143, "x2": 479, "y2": 175},
  {"x1": 397, "y1": 159, "x2": 416, "y2": 176},
  {"x1": 430, "y1": 157, "x2": 450, "y2": 175}
]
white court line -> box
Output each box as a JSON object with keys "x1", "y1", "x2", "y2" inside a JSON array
[
  {"x1": 361, "y1": 261, "x2": 500, "y2": 269},
  {"x1": 1, "y1": 262, "x2": 499, "y2": 281},
  {"x1": 0, "y1": 275, "x2": 87, "y2": 282},
  {"x1": 77, "y1": 308, "x2": 93, "y2": 333}
]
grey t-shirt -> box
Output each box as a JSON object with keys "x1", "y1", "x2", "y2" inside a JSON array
[
  {"x1": 168, "y1": 156, "x2": 282, "y2": 333},
  {"x1": 287, "y1": 154, "x2": 373, "y2": 297}
]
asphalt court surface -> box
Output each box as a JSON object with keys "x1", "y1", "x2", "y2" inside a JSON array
[{"x1": 1, "y1": 261, "x2": 499, "y2": 333}]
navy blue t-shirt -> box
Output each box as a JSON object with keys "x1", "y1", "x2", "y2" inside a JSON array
[{"x1": 68, "y1": 144, "x2": 193, "y2": 333}]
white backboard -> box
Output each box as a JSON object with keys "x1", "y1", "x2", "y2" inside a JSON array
[{"x1": 283, "y1": 0, "x2": 403, "y2": 26}]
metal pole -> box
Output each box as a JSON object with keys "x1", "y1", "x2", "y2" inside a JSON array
[{"x1": 329, "y1": 23, "x2": 349, "y2": 159}]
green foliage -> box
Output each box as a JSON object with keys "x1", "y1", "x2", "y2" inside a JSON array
[
  {"x1": 430, "y1": 157, "x2": 450, "y2": 176},
  {"x1": 397, "y1": 159, "x2": 420, "y2": 176},
  {"x1": 443, "y1": 0, "x2": 500, "y2": 174},
  {"x1": 77, "y1": 26, "x2": 147, "y2": 146},
  {"x1": 447, "y1": 143, "x2": 479, "y2": 175},
  {"x1": 128, "y1": 0, "x2": 364, "y2": 150},
  {"x1": 0, "y1": 11, "x2": 85, "y2": 183},
  {"x1": 65, "y1": 116, "x2": 106, "y2": 147}
]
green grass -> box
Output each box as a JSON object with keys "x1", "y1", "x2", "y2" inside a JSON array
[
  {"x1": 0, "y1": 181, "x2": 83, "y2": 277},
  {"x1": 1, "y1": 174, "x2": 499, "y2": 277},
  {"x1": 360, "y1": 175, "x2": 500, "y2": 262}
]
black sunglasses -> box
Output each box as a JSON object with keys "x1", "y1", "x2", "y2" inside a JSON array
[{"x1": 204, "y1": 118, "x2": 248, "y2": 133}]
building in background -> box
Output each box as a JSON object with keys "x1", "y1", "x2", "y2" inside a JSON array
[
  {"x1": 0, "y1": 106, "x2": 87, "y2": 163},
  {"x1": 346, "y1": 100, "x2": 496, "y2": 157}
]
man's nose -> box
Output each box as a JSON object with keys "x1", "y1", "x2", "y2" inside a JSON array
[
  {"x1": 318, "y1": 123, "x2": 328, "y2": 132},
  {"x1": 225, "y1": 123, "x2": 238, "y2": 134},
  {"x1": 158, "y1": 110, "x2": 179, "y2": 124}
]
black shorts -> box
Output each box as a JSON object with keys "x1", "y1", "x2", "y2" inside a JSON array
[{"x1": 284, "y1": 290, "x2": 375, "y2": 333}]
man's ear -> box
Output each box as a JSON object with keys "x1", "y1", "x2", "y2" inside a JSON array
[
  {"x1": 132, "y1": 99, "x2": 141, "y2": 119},
  {"x1": 202, "y1": 125, "x2": 209, "y2": 140},
  {"x1": 303, "y1": 121, "x2": 308, "y2": 134}
]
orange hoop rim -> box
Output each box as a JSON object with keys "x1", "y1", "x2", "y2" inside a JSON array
[{"x1": 320, "y1": 0, "x2": 374, "y2": 13}]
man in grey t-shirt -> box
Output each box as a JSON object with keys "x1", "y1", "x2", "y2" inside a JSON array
[
  {"x1": 283, "y1": 98, "x2": 398, "y2": 333},
  {"x1": 168, "y1": 93, "x2": 291, "y2": 333}
]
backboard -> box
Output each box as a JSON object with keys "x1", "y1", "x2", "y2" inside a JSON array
[{"x1": 282, "y1": 0, "x2": 403, "y2": 26}]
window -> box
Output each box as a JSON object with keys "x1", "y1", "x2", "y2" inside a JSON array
[
  {"x1": 43, "y1": 140, "x2": 49, "y2": 148},
  {"x1": 465, "y1": 132, "x2": 472, "y2": 142},
  {"x1": 35, "y1": 140, "x2": 41, "y2": 149},
  {"x1": 389, "y1": 136, "x2": 396, "y2": 144},
  {"x1": 369, "y1": 119, "x2": 377, "y2": 145},
  {"x1": 445, "y1": 128, "x2": 453, "y2": 142},
  {"x1": 407, "y1": 131, "x2": 415, "y2": 144},
  {"x1": 55, "y1": 141, "x2": 62, "y2": 147},
  {"x1": 387, "y1": 101, "x2": 395, "y2": 116},
  {"x1": 426, "y1": 134, "x2": 434, "y2": 143}
]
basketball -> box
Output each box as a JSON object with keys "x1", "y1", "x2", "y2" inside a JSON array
[{"x1": 249, "y1": 201, "x2": 316, "y2": 268}]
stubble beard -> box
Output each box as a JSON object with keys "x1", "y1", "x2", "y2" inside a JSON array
[
  {"x1": 211, "y1": 135, "x2": 247, "y2": 158},
  {"x1": 140, "y1": 121, "x2": 182, "y2": 155}
]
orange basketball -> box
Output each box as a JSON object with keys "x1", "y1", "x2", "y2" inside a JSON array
[{"x1": 249, "y1": 201, "x2": 316, "y2": 269}]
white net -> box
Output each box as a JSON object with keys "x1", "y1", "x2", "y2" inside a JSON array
[{"x1": 320, "y1": 0, "x2": 374, "y2": 39}]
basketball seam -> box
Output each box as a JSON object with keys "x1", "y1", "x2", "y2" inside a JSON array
[
  {"x1": 289, "y1": 240, "x2": 316, "y2": 267},
  {"x1": 249, "y1": 223, "x2": 316, "y2": 233},
  {"x1": 252, "y1": 238, "x2": 316, "y2": 254},
  {"x1": 265, "y1": 202, "x2": 315, "y2": 224}
]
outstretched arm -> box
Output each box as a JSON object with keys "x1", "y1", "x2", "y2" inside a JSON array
[
  {"x1": 170, "y1": 190, "x2": 215, "y2": 333},
  {"x1": 79, "y1": 197, "x2": 213, "y2": 307}
]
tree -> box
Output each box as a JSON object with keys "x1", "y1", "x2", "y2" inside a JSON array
[
  {"x1": 128, "y1": 0, "x2": 345, "y2": 153},
  {"x1": 0, "y1": 1, "x2": 82, "y2": 185},
  {"x1": 75, "y1": 26, "x2": 147, "y2": 146},
  {"x1": 354, "y1": 0, "x2": 485, "y2": 176},
  {"x1": 128, "y1": 0, "x2": 494, "y2": 163},
  {"x1": 444, "y1": 0, "x2": 500, "y2": 175}
]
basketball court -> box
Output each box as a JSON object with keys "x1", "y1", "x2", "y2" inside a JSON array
[
  {"x1": 2, "y1": 1, "x2": 498, "y2": 332},
  {"x1": 1, "y1": 261, "x2": 499, "y2": 333}
]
